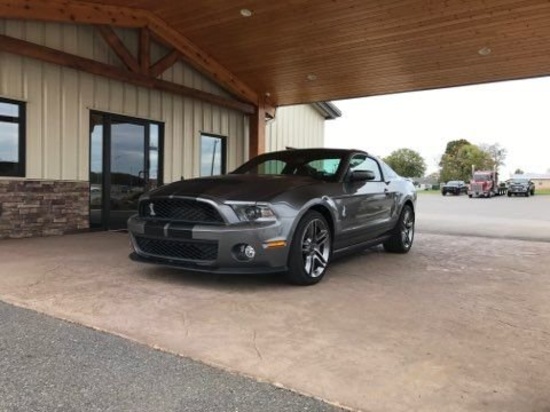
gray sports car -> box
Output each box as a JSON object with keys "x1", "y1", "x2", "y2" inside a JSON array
[{"x1": 128, "y1": 148, "x2": 417, "y2": 285}]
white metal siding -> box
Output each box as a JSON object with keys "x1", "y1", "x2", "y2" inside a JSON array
[
  {"x1": 266, "y1": 104, "x2": 326, "y2": 152},
  {"x1": 0, "y1": 19, "x2": 246, "y2": 183}
]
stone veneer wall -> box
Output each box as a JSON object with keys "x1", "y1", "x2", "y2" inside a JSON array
[{"x1": 0, "y1": 180, "x2": 89, "y2": 239}]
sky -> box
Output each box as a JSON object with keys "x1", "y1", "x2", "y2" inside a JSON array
[{"x1": 325, "y1": 76, "x2": 550, "y2": 178}]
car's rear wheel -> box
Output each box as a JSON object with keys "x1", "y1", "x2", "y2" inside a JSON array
[
  {"x1": 383, "y1": 204, "x2": 415, "y2": 254},
  {"x1": 286, "y1": 211, "x2": 331, "y2": 286}
]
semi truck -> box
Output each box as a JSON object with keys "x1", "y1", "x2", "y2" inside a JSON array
[{"x1": 468, "y1": 170, "x2": 506, "y2": 198}]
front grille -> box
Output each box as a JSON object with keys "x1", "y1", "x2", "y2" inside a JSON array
[
  {"x1": 139, "y1": 198, "x2": 224, "y2": 224},
  {"x1": 135, "y1": 236, "x2": 218, "y2": 261},
  {"x1": 471, "y1": 183, "x2": 483, "y2": 191}
]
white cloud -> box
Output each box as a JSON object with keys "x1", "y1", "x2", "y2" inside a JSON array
[{"x1": 326, "y1": 77, "x2": 550, "y2": 177}]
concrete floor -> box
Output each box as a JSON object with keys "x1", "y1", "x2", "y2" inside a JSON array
[{"x1": 1, "y1": 230, "x2": 550, "y2": 411}]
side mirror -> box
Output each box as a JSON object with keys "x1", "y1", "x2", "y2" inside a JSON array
[{"x1": 349, "y1": 170, "x2": 376, "y2": 182}]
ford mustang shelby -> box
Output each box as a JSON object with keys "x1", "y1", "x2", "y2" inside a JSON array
[{"x1": 128, "y1": 148, "x2": 417, "y2": 285}]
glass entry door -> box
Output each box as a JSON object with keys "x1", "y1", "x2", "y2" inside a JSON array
[{"x1": 90, "y1": 112, "x2": 163, "y2": 230}]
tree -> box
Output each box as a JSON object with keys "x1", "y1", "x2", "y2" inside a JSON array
[
  {"x1": 514, "y1": 168, "x2": 524, "y2": 175},
  {"x1": 439, "y1": 142, "x2": 493, "y2": 182},
  {"x1": 444, "y1": 139, "x2": 471, "y2": 156},
  {"x1": 383, "y1": 148, "x2": 426, "y2": 178},
  {"x1": 479, "y1": 143, "x2": 507, "y2": 171}
]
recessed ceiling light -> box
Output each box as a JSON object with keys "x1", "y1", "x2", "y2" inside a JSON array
[
  {"x1": 306, "y1": 73, "x2": 317, "y2": 81},
  {"x1": 478, "y1": 47, "x2": 492, "y2": 56},
  {"x1": 240, "y1": 8, "x2": 253, "y2": 17}
]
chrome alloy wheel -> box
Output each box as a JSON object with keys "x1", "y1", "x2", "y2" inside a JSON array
[
  {"x1": 401, "y1": 208, "x2": 415, "y2": 249},
  {"x1": 301, "y1": 218, "x2": 331, "y2": 278}
]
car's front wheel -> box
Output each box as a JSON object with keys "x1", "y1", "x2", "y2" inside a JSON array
[
  {"x1": 286, "y1": 211, "x2": 332, "y2": 286},
  {"x1": 384, "y1": 204, "x2": 415, "y2": 254}
]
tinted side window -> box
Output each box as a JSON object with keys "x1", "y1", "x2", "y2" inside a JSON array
[{"x1": 349, "y1": 155, "x2": 382, "y2": 181}]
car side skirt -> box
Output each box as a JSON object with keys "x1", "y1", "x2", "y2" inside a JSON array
[{"x1": 332, "y1": 234, "x2": 392, "y2": 259}]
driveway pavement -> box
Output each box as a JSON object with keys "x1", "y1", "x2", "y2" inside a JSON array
[
  {"x1": 417, "y1": 193, "x2": 550, "y2": 241},
  {"x1": 0, "y1": 300, "x2": 339, "y2": 412},
  {"x1": 1, "y1": 230, "x2": 550, "y2": 412}
]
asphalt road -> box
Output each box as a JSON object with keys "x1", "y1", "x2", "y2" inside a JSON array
[
  {"x1": 416, "y1": 193, "x2": 550, "y2": 242},
  {"x1": 0, "y1": 301, "x2": 340, "y2": 412}
]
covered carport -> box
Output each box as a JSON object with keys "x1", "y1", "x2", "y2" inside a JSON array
[{"x1": 2, "y1": 1, "x2": 550, "y2": 411}]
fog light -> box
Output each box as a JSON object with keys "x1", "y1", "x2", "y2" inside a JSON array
[
  {"x1": 244, "y1": 245, "x2": 256, "y2": 259},
  {"x1": 232, "y1": 244, "x2": 256, "y2": 262}
]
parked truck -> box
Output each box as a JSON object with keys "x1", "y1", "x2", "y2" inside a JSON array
[{"x1": 468, "y1": 170, "x2": 506, "y2": 198}]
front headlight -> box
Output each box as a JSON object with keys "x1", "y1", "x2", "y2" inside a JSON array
[{"x1": 229, "y1": 203, "x2": 277, "y2": 222}]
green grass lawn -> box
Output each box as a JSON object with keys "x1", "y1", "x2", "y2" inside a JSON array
[
  {"x1": 416, "y1": 190, "x2": 441, "y2": 195},
  {"x1": 535, "y1": 188, "x2": 550, "y2": 195}
]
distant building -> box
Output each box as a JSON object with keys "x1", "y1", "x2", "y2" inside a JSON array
[{"x1": 413, "y1": 175, "x2": 440, "y2": 190}]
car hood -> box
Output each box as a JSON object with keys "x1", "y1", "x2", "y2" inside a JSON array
[{"x1": 147, "y1": 174, "x2": 319, "y2": 202}]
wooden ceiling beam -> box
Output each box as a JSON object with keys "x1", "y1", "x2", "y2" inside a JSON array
[
  {"x1": 0, "y1": 33, "x2": 255, "y2": 114},
  {"x1": 139, "y1": 28, "x2": 150, "y2": 75},
  {"x1": 150, "y1": 49, "x2": 181, "y2": 78},
  {"x1": 96, "y1": 25, "x2": 141, "y2": 73},
  {"x1": 146, "y1": 13, "x2": 259, "y2": 105},
  {"x1": 0, "y1": 0, "x2": 261, "y2": 105},
  {"x1": 0, "y1": 0, "x2": 147, "y2": 27}
]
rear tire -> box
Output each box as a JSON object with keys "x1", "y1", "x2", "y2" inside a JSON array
[
  {"x1": 286, "y1": 211, "x2": 332, "y2": 286},
  {"x1": 383, "y1": 205, "x2": 415, "y2": 254}
]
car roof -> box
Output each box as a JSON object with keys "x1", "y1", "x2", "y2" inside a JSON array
[{"x1": 269, "y1": 148, "x2": 368, "y2": 157}]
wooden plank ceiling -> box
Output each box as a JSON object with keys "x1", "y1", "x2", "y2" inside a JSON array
[{"x1": 9, "y1": 0, "x2": 550, "y2": 106}]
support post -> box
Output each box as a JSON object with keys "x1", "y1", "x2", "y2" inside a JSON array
[{"x1": 249, "y1": 104, "x2": 266, "y2": 158}]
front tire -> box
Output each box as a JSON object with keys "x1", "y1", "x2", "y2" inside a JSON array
[
  {"x1": 286, "y1": 211, "x2": 332, "y2": 286},
  {"x1": 384, "y1": 204, "x2": 415, "y2": 254}
]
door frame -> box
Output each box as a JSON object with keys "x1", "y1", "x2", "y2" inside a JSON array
[{"x1": 89, "y1": 110, "x2": 164, "y2": 230}]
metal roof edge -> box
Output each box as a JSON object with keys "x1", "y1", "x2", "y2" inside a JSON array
[{"x1": 312, "y1": 101, "x2": 342, "y2": 120}]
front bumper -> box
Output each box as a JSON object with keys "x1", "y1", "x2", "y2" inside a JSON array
[
  {"x1": 508, "y1": 187, "x2": 528, "y2": 194},
  {"x1": 443, "y1": 188, "x2": 460, "y2": 194},
  {"x1": 127, "y1": 215, "x2": 289, "y2": 274}
]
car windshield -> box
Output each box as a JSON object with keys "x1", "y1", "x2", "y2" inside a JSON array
[
  {"x1": 447, "y1": 181, "x2": 462, "y2": 185},
  {"x1": 473, "y1": 173, "x2": 490, "y2": 181},
  {"x1": 232, "y1": 150, "x2": 345, "y2": 182},
  {"x1": 511, "y1": 178, "x2": 528, "y2": 184}
]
